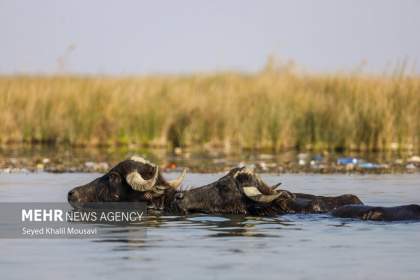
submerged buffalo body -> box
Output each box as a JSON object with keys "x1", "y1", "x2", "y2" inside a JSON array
[
  {"x1": 68, "y1": 157, "x2": 420, "y2": 221},
  {"x1": 167, "y1": 167, "x2": 362, "y2": 216},
  {"x1": 332, "y1": 204, "x2": 420, "y2": 221}
]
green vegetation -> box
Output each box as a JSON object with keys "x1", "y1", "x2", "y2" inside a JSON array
[{"x1": 0, "y1": 63, "x2": 419, "y2": 151}]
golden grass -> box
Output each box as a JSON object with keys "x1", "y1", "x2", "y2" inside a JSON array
[{"x1": 0, "y1": 64, "x2": 419, "y2": 151}]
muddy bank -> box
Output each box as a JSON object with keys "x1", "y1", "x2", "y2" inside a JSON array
[{"x1": 0, "y1": 146, "x2": 419, "y2": 174}]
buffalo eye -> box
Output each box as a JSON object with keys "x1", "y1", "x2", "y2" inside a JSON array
[
  {"x1": 109, "y1": 172, "x2": 122, "y2": 186},
  {"x1": 175, "y1": 192, "x2": 184, "y2": 200}
]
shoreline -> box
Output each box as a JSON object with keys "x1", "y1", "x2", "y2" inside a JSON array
[{"x1": 1, "y1": 156, "x2": 419, "y2": 174}]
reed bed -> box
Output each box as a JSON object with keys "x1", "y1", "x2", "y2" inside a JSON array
[{"x1": 0, "y1": 65, "x2": 419, "y2": 151}]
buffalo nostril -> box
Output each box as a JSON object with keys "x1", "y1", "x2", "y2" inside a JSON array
[{"x1": 68, "y1": 190, "x2": 75, "y2": 199}]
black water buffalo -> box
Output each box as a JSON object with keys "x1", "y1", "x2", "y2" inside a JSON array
[
  {"x1": 166, "y1": 167, "x2": 362, "y2": 216},
  {"x1": 332, "y1": 204, "x2": 420, "y2": 221},
  {"x1": 68, "y1": 157, "x2": 420, "y2": 221}
]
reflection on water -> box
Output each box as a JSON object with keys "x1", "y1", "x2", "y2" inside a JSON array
[{"x1": 0, "y1": 173, "x2": 419, "y2": 280}]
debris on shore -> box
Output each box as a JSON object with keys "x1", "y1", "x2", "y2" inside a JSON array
[{"x1": 1, "y1": 153, "x2": 419, "y2": 174}]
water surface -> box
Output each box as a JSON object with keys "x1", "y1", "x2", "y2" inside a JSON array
[{"x1": 0, "y1": 173, "x2": 419, "y2": 280}]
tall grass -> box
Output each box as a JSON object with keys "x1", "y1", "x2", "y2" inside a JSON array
[{"x1": 0, "y1": 64, "x2": 419, "y2": 151}]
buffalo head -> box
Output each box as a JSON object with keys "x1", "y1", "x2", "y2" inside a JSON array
[
  {"x1": 170, "y1": 167, "x2": 294, "y2": 215},
  {"x1": 67, "y1": 156, "x2": 186, "y2": 208}
]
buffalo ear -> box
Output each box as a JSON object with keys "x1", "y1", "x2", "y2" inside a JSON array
[{"x1": 109, "y1": 171, "x2": 122, "y2": 187}]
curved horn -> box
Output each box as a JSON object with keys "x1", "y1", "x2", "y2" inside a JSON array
[
  {"x1": 126, "y1": 167, "x2": 159, "y2": 192},
  {"x1": 271, "y1": 182, "x2": 282, "y2": 192},
  {"x1": 271, "y1": 182, "x2": 282, "y2": 188},
  {"x1": 167, "y1": 168, "x2": 187, "y2": 189},
  {"x1": 243, "y1": 186, "x2": 282, "y2": 204}
]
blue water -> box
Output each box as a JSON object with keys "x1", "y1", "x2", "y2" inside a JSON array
[{"x1": 0, "y1": 173, "x2": 419, "y2": 280}]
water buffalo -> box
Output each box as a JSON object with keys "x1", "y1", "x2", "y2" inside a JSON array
[
  {"x1": 332, "y1": 204, "x2": 420, "y2": 221},
  {"x1": 68, "y1": 157, "x2": 420, "y2": 221},
  {"x1": 166, "y1": 167, "x2": 362, "y2": 216}
]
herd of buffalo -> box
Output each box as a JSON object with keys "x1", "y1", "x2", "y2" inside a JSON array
[{"x1": 68, "y1": 156, "x2": 420, "y2": 221}]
